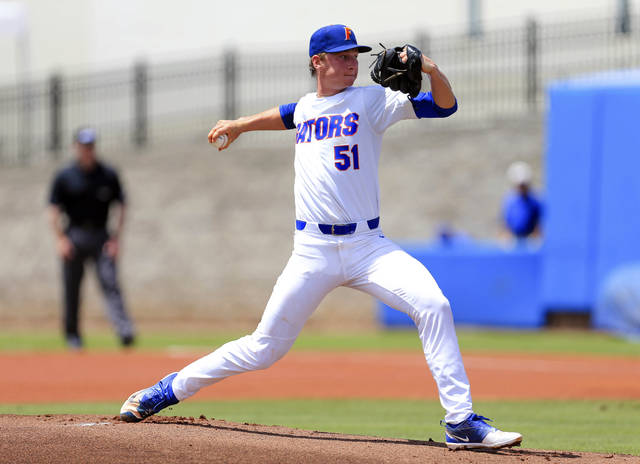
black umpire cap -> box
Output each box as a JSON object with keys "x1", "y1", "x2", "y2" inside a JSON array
[{"x1": 74, "y1": 127, "x2": 97, "y2": 145}]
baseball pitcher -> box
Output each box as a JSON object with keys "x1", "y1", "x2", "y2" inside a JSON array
[{"x1": 120, "y1": 24, "x2": 522, "y2": 450}]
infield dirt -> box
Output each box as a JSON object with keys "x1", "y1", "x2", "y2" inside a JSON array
[
  {"x1": 2, "y1": 350, "x2": 639, "y2": 403},
  {"x1": 2, "y1": 350, "x2": 640, "y2": 462},
  {"x1": 2, "y1": 414, "x2": 639, "y2": 464}
]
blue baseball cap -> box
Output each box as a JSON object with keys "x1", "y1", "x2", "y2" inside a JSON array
[
  {"x1": 309, "y1": 24, "x2": 372, "y2": 57},
  {"x1": 74, "y1": 127, "x2": 97, "y2": 145}
]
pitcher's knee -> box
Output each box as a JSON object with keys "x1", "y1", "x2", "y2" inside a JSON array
[
  {"x1": 245, "y1": 332, "x2": 294, "y2": 371},
  {"x1": 414, "y1": 294, "x2": 452, "y2": 322}
]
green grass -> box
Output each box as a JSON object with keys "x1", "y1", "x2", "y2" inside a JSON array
[
  {"x1": 1, "y1": 399, "x2": 638, "y2": 456},
  {"x1": 2, "y1": 329, "x2": 639, "y2": 455},
  {"x1": 1, "y1": 327, "x2": 639, "y2": 356}
]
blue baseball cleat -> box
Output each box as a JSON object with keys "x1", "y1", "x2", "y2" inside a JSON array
[
  {"x1": 119, "y1": 372, "x2": 179, "y2": 422},
  {"x1": 442, "y1": 413, "x2": 522, "y2": 450}
]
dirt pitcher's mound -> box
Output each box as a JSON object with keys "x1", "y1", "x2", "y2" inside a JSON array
[{"x1": 1, "y1": 415, "x2": 638, "y2": 464}]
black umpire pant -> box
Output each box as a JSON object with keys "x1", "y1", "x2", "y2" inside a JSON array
[{"x1": 62, "y1": 227, "x2": 135, "y2": 343}]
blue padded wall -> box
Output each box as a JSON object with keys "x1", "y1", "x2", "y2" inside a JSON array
[
  {"x1": 378, "y1": 243, "x2": 543, "y2": 328},
  {"x1": 379, "y1": 70, "x2": 640, "y2": 330},
  {"x1": 594, "y1": 86, "x2": 640, "y2": 292},
  {"x1": 541, "y1": 71, "x2": 640, "y2": 313},
  {"x1": 540, "y1": 86, "x2": 599, "y2": 310}
]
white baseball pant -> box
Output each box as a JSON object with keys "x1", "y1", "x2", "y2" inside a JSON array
[{"x1": 171, "y1": 225, "x2": 473, "y2": 423}]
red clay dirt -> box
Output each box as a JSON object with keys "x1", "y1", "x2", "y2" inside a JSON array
[
  {"x1": 2, "y1": 414, "x2": 639, "y2": 464},
  {"x1": 1, "y1": 350, "x2": 640, "y2": 463},
  {"x1": 1, "y1": 350, "x2": 639, "y2": 403}
]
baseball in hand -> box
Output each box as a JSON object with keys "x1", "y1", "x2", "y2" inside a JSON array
[{"x1": 214, "y1": 133, "x2": 228, "y2": 149}]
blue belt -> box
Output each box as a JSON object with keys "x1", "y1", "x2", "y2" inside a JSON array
[{"x1": 295, "y1": 217, "x2": 380, "y2": 236}]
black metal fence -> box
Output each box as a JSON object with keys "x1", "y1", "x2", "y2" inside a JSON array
[{"x1": 0, "y1": 11, "x2": 638, "y2": 164}]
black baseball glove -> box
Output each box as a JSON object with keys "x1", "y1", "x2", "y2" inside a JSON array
[{"x1": 370, "y1": 44, "x2": 423, "y2": 98}]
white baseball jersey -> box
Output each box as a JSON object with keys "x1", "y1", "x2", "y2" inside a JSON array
[{"x1": 292, "y1": 86, "x2": 416, "y2": 224}]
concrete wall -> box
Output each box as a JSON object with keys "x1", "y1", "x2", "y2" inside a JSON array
[{"x1": 0, "y1": 114, "x2": 543, "y2": 329}]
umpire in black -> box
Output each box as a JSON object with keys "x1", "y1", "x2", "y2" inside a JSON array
[{"x1": 48, "y1": 127, "x2": 135, "y2": 349}]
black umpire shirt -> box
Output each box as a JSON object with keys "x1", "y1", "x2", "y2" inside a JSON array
[{"x1": 49, "y1": 161, "x2": 125, "y2": 230}]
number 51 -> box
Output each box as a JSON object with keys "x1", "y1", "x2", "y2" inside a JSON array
[{"x1": 334, "y1": 144, "x2": 360, "y2": 171}]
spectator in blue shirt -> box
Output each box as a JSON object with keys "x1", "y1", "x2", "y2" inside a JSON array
[
  {"x1": 501, "y1": 161, "x2": 543, "y2": 241},
  {"x1": 435, "y1": 223, "x2": 471, "y2": 248}
]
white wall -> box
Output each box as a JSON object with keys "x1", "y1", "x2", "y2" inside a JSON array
[{"x1": 0, "y1": 0, "x2": 636, "y2": 84}]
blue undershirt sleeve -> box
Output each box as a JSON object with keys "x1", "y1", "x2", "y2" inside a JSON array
[
  {"x1": 279, "y1": 103, "x2": 297, "y2": 129},
  {"x1": 409, "y1": 92, "x2": 458, "y2": 118}
]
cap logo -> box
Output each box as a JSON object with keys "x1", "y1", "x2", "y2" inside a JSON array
[{"x1": 344, "y1": 27, "x2": 353, "y2": 40}]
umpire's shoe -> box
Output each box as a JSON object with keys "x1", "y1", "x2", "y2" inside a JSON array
[
  {"x1": 120, "y1": 372, "x2": 179, "y2": 422},
  {"x1": 442, "y1": 413, "x2": 522, "y2": 450}
]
